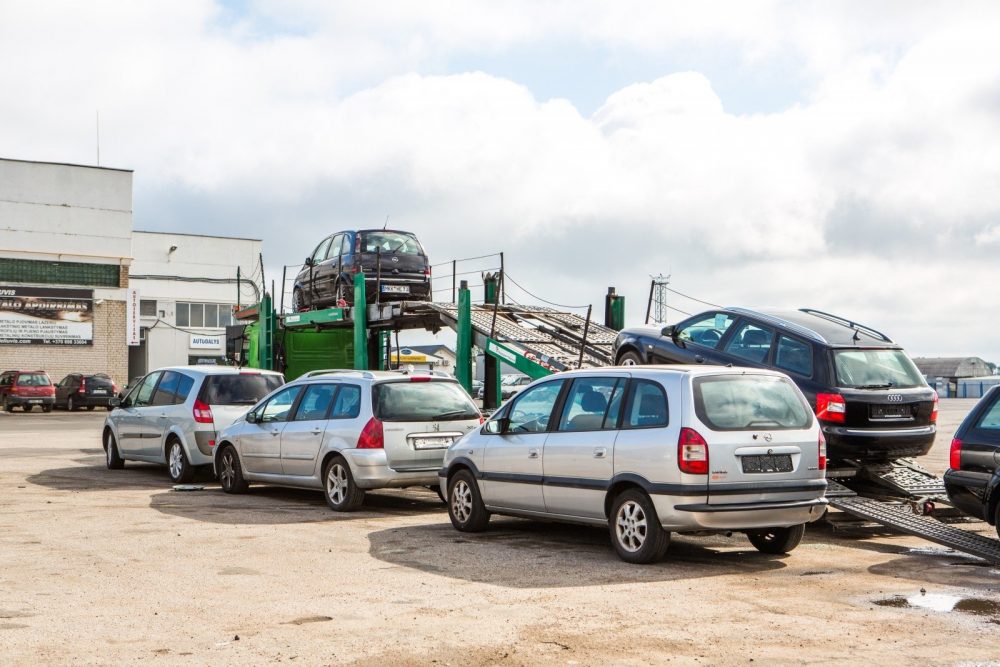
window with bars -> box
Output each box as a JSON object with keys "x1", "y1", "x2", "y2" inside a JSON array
[{"x1": 176, "y1": 302, "x2": 235, "y2": 328}]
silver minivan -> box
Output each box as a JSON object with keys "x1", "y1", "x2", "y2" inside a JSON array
[
  {"x1": 214, "y1": 371, "x2": 483, "y2": 511},
  {"x1": 440, "y1": 366, "x2": 828, "y2": 563},
  {"x1": 103, "y1": 366, "x2": 285, "y2": 482}
]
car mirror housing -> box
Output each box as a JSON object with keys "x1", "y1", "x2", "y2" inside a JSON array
[
  {"x1": 661, "y1": 325, "x2": 674, "y2": 338},
  {"x1": 304, "y1": 256, "x2": 314, "y2": 267},
  {"x1": 246, "y1": 410, "x2": 259, "y2": 424},
  {"x1": 483, "y1": 417, "x2": 508, "y2": 435},
  {"x1": 109, "y1": 397, "x2": 121, "y2": 408}
]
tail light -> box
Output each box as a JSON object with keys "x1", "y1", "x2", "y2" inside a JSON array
[
  {"x1": 425, "y1": 267, "x2": 432, "y2": 278},
  {"x1": 357, "y1": 417, "x2": 384, "y2": 449},
  {"x1": 112, "y1": 383, "x2": 118, "y2": 394},
  {"x1": 818, "y1": 431, "x2": 827, "y2": 470},
  {"x1": 678, "y1": 427, "x2": 709, "y2": 475},
  {"x1": 949, "y1": 437, "x2": 962, "y2": 469},
  {"x1": 408, "y1": 376, "x2": 431, "y2": 382},
  {"x1": 78, "y1": 377, "x2": 87, "y2": 394},
  {"x1": 193, "y1": 399, "x2": 214, "y2": 424},
  {"x1": 816, "y1": 393, "x2": 846, "y2": 423},
  {"x1": 930, "y1": 391, "x2": 939, "y2": 423},
  {"x1": 478, "y1": 416, "x2": 485, "y2": 424},
  {"x1": 9, "y1": 385, "x2": 19, "y2": 395}
]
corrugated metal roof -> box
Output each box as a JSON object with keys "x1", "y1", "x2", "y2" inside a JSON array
[{"x1": 912, "y1": 356, "x2": 991, "y2": 378}]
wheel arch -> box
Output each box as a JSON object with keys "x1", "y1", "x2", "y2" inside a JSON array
[
  {"x1": 615, "y1": 341, "x2": 647, "y2": 365},
  {"x1": 604, "y1": 474, "x2": 655, "y2": 519}
]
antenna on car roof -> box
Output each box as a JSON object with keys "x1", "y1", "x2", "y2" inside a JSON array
[{"x1": 383, "y1": 215, "x2": 390, "y2": 230}]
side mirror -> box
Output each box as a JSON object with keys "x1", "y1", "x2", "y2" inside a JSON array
[
  {"x1": 304, "y1": 256, "x2": 314, "y2": 267},
  {"x1": 109, "y1": 397, "x2": 121, "y2": 408},
  {"x1": 483, "y1": 417, "x2": 509, "y2": 435},
  {"x1": 660, "y1": 325, "x2": 674, "y2": 338},
  {"x1": 246, "y1": 410, "x2": 259, "y2": 424}
]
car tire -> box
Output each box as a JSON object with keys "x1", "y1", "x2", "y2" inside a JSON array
[
  {"x1": 617, "y1": 350, "x2": 643, "y2": 366},
  {"x1": 746, "y1": 524, "x2": 806, "y2": 554},
  {"x1": 167, "y1": 439, "x2": 194, "y2": 483},
  {"x1": 292, "y1": 287, "x2": 306, "y2": 312},
  {"x1": 609, "y1": 488, "x2": 670, "y2": 564},
  {"x1": 42, "y1": 405, "x2": 52, "y2": 413},
  {"x1": 427, "y1": 484, "x2": 447, "y2": 504},
  {"x1": 323, "y1": 456, "x2": 365, "y2": 511},
  {"x1": 67, "y1": 396, "x2": 76, "y2": 412},
  {"x1": 447, "y1": 469, "x2": 490, "y2": 532},
  {"x1": 23, "y1": 405, "x2": 33, "y2": 412},
  {"x1": 1, "y1": 396, "x2": 8, "y2": 412},
  {"x1": 994, "y1": 502, "x2": 1000, "y2": 542},
  {"x1": 218, "y1": 445, "x2": 249, "y2": 494},
  {"x1": 86, "y1": 405, "x2": 95, "y2": 411},
  {"x1": 105, "y1": 430, "x2": 125, "y2": 470}
]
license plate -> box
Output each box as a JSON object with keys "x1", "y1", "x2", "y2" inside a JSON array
[
  {"x1": 741, "y1": 454, "x2": 793, "y2": 474},
  {"x1": 870, "y1": 404, "x2": 912, "y2": 419},
  {"x1": 411, "y1": 436, "x2": 455, "y2": 450},
  {"x1": 92, "y1": 390, "x2": 107, "y2": 395},
  {"x1": 381, "y1": 284, "x2": 409, "y2": 294},
  {"x1": 28, "y1": 399, "x2": 42, "y2": 404}
]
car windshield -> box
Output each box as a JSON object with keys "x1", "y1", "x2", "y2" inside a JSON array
[
  {"x1": 360, "y1": 231, "x2": 423, "y2": 255},
  {"x1": 199, "y1": 374, "x2": 284, "y2": 405},
  {"x1": 693, "y1": 375, "x2": 812, "y2": 431},
  {"x1": 16, "y1": 373, "x2": 50, "y2": 386},
  {"x1": 372, "y1": 381, "x2": 480, "y2": 422},
  {"x1": 832, "y1": 349, "x2": 925, "y2": 389},
  {"x1": 502, "y1": 375, "x2": 528, "y2": 385}
]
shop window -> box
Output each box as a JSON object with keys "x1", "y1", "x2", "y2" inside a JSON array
[
  {"x1": 176, "y1": 302, "x2": 237, "y2": 329},
  {"x1": 190, "y1": 303, "x2": 204, "y2": 327},
  {"x1": 140, "y1": 300, "x2": 157, "y2": 317},
  {"x1": 176, "y1": 303, "x2": 189, "y2": 326}
]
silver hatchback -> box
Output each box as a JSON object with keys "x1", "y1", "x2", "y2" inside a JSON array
[
  {"x1": 214, "y1": 371, "x2": 483, "y2": 511},
  {"x1": 102, "y1": 366, "x2": 285, "y2": 482},
  {"x1": 440, "y1": 366, "x2": 828, "y2": 563}
]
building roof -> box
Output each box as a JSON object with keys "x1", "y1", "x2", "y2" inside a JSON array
[
  {"x1": 401, "y1": 344, "x2": 455, "y2": 357},
  {"x1": 0, "y1": 156, "x2": 132, "y2": 173},
  {"x1": 912, "y1": 357, "x2": 991, "y2": 378}
]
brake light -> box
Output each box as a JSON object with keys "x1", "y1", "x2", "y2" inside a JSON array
[
  {"x1": 479, "y1": 416, "x2": 485, "y2": 424},
  {"x1": 193, "y1": 399, "x2": 214, "y2": 424},
  {"x1": 425, "y1": 267, "x2": 432, "y2": 278},
  {"x1": 818, "y1": 431, "x2": 827, "y2": 470},
  {"x1": 816, "y1": 393, "x2": 846, "y2": 423},
  {"x1": 930, "y1": 391, "x2": 939, "y2": 423},
  {"x1": 357, "y1": 417, "x2": 384, "y2": 449},
  {"x1": 78, "y1": 377, "x2": 86, "y2": 394},
  {"x1": 408, "y1": 376, "x2": 432, "y2": 382},
  {"x1": 112, "y1": 383, "x2": 118, "y2": 394},
  {"x1": 678, "y1": 427, "x2": 709, "y2": 474},
  {"x1": 949, "y1": 437, "x2": 962, "y2": 469}
]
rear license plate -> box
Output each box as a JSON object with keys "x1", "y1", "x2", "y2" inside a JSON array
[
  {"x1": 28, "y1": 399, "x2": 43, "y2": 404},
  {"x1": 741, "y1": 454, "x2": 793, "y2": 474},
  {"x1": 92, "y1": 390, "x2": 107, "y2": 395},
  {"x1": 381, "y1": 284, "x2": 409, "y2": 294},
  {"x1": 411, "y1": 436, "x2": 455, "y2": 450},
  {"x1": 870, "y1": 404, "x2": 913, "y2": 419}
]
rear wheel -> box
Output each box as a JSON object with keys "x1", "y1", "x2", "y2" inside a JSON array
[
  {"x1": 23, "y1": 405, "x2": 33, "y2": 413},
  {"x1": 994, "y1": 502, "x2": 1000, "y2": 541},
  {"x1": 609, "y1": 489, "x2": 670, "y2": 564},
  {"x1": 86, "y1": 405, "x2": 95, "y2": 411},
  {"x1": 218, "y1": 445, "x2": 248, "y2": 493},
  {"x1": 167, "y1": 440, "x2": 194, "y2": 483},
  {"x1": 448, "y1": 470, "x2": 490, "y2": 532},
  {"x1": 292, "y1": 288, "x2": 306, "y2": 312},
  {"x1": 746, "y1": 524, "x2": 806, "y2": 554},
  {"x1": 323, "y1": 456, "x2": 365, "y2": 511},
  {"x1": 617, "y1": 350, "x2": 643, "y2": 366},
  {"x1": 67, "y1": 396, "x2": 76, "y2": 412},
  {"x1": 105, "y1": 430, "x2": 124, "y2": 469},
  {"x1": 42, "y1": 405, "x2": 52, "y2": 413}
]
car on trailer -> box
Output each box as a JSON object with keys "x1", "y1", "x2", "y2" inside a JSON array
[
  {"x1": 0, "y1": 370, "x2": 55, "y2": 412},
  {"x1": 292, "y1": 229, "x2": 432, "y2": 311},
  {"x1": 944, "y1": 385, "x2": 1000, "y2": 537},
  {"x1": 612, "y1": 308, "x2": 937, "y2": 465},
  {"x1": 441, "y1": 366, "x2": 827, "y2": 563}
]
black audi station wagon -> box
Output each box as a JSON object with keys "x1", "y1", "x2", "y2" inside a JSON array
[
  {"x1": 613, "y1": 308, "x2": 937, "y2": 464},
  {"x1": 292, "y1": 229, "x2": 431, "y2": 310}
]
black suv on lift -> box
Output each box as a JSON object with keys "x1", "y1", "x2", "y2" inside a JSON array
[
  {"x1": 944, "y1": 385, "x2": 1000, "y2": 536},
  {"x1": 292, "y1": 229, "x2": 431, "y2": 311},
  {"x1": 613, "y1": 308, "x2": 937, "y2": 463}
]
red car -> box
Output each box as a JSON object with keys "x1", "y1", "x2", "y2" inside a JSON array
[{"x1": 0, "y1": 370, "x2": 55, "y2": 412}]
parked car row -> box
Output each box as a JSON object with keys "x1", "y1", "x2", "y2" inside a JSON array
[{"x1": 1, "y1": 370, "x2": 119, "y2": 412}]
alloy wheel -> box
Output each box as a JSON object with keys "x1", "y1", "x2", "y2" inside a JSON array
[
  {"x1": 327, "y1": 463, "x2": 349, "y2": 505},
  {"x1": 106, "y1": 433, "x2": 113, "y2": 466},
  {"x1": 220, "y1": 450, "x2": 236, "y2": 490},
  {"x1": 615, "y1": 500, "x2": 648, "y2": 552},
  {"x1": 169, "y1": 443, "x2": 184, "y2": 479},
  {"x1": 451, "y1": 479, "x2": 473, "y2": 523}
]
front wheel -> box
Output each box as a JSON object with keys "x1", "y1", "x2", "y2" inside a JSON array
[
  {"x1": 617, "y1": 350, "x2": 643, "y2": 366},
  {"x1": 218, "y1": 445, "x2": 249, "y2": 493},
  {"x1": 291, "y1": 288, "x2": 306, "y2": 312},
  {"x1": 746, "y1": 524, "x2": 806, "y2": 554},
  {"x1": 323, "y1": 456, "x2": 365, "y2": 511},
  {"x1": 167, "y1": 440, "x2": 194, "y2": 483},
  {"x1": 105, "y1": 430, "x2": 124, "y2": 470},
  {"x1": 609, "y1": 489, "x2": 670, "y2": 564},
  {"x1": 447, "y1": 470, "x2": 490, "y2": 532}
]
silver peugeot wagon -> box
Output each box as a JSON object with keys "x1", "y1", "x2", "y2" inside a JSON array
[
  {"x1": 103, "y1": 366, "x2": 285, "y2": 483},
  {"x1": 440, "y1": 366, "x2": 828, "y2": 563},
  {"x1": 214, "y1": 370, "x2": 483, "y2": 511}
]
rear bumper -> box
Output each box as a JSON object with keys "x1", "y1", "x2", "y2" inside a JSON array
[
  {"x1": 823, "y1": 424, "x2": 936, "y2": 461},
  {"x1": 343, "y1": 449, "x2": 440, "y2": 488},
  {"x1": 4, "y1": 396, "x2": 54, "y2": 407},
  {"x1": 669, "y1": 498, "x2": 828, "y2": 530},
  {"x1": 944, "y1": 468, "x2": 991, "y2": 522},
  {"x1": 69, "y1": 395, "x2": 114, "y2": 407}
]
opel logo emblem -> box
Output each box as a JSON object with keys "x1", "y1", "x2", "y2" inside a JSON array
[
  {"x1": 887, "y1": 394, "x2": 903, "y2": 403},
  {"x1": 391, "y1": 256, "x2": 399, "y2": 263},
  {"x1": 767, "y1": 448, "x2": 774, "y2": 455},
  {"x1": 763, "y1": 433, "x2": 773, "y2": 443}
]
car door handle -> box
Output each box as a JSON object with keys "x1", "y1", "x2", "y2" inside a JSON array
[
  {"x1": 695, "y1": 355, "x2": 705, "y2": 363},
  {"x1": 270, "y1": 429, "x2": 280, "y2": 436},
  {"x1": 593, "y1": 447, "x2": 607, "y2": 458},
  {"x1": 311, "y1": 428, "x2": 322, "y2": 435},
  {"x1": 158, "y1": 414, "x2": 168, "y2": 419},
  {"x1": 528, "y1": 449, "x2": 540, "y2": 459}
]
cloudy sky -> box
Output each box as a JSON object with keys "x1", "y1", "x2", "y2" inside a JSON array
[{"x1": 2, "y1": 1, "x2": 1000, "y2": 360}]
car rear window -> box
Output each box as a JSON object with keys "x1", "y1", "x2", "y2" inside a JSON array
[
  {"x1": 16, "y1": 373, "x2": 50, "y2": 386},
  {"x1": 372, "y1": 380, "x2": 479, "y2": 422},
  {"x1": 199, "y1": 373, "x2": 284, "y2": 406},
  {"x1": 360, "y1": 231, "x2": 424, "y2": 255},
  {"x1": 693, "y1": 375, "x2": 812, "y2": 431},
  {"x1": 86, "y1": 375, "x2": 114, "y2": 389},
  {"x1": 832, "y1": 349, "x2": 925, "y2": 389}
]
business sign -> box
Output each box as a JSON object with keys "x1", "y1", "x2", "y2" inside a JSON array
[
  {"x1": 126, "y1": 288, "x2": 140, "y2": 346},
  {"x1": 0, "y1": 286, "x2": 94, "y2": 345},
  {"x1": 189, "y1": 334, "x2": 223, "y2": 349}
]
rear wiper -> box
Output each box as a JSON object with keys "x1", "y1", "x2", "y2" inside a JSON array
[
  {"x1": 856, "y1": 383, "x2": 893, "y2": 389},
  {"x1": 745, "y1": 420, "x2": 781, "y2": 428},
  {"x1": 432, "y1": 410, "x2": 473, "y2": 420}
]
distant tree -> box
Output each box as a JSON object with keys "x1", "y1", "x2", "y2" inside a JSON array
[{"x1": 987, "y1": 361, "x2": 998, "y2": 375}]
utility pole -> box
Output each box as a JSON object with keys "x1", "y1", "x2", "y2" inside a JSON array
[{"x1": 650, "y1": 274, "x2": 670, "y2": 325}]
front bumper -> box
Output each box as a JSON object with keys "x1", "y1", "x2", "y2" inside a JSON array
[
  {"x1": 342, "y1": 449, "x2": 440, "y2": 488},
  {"x1": 823, "y1": 424, "x2": 936, "y2": 461}
]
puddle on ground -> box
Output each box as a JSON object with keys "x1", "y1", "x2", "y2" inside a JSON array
[{"x1": 874, "y1": 592, "x2": 1000, "y2": 616}]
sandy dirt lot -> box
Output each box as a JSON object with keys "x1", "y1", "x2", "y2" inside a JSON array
[{"x1": 1, "y1": 400, "x2": 998, "y2": 666}]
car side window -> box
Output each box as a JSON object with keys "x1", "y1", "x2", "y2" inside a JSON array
[
  {"x1": 775, "y1": 336, "x2": 813, "y2": 377},
  {"x1": 151, "y1": 371, "x2": 180, "y2": 406},
  {"x1": 134, "y1": 373, "x2": 162, "y2": 408},
  {"x1": 723, "y1": 321, "x2": 774, "y2": 364},
  {"x1": 312, "y1": 237, "x2": 333, "y2": 263},
  {"x1": 677, "y1": 313, "x2": 734, "y2": 349},
  {"x1": 340, "y1": 234, "x2": 352, "y2": 257},
  {"x1": 294, "y1": 384, "x2": 337, "y2": 421},
  {"x1": 329, "y1": 385, "x2": 361, "y2": 419},
  {"x1": 259, "y1": 386, "x2": 303, "y2": 423},
  {"x1": 508, "y1": 381, "x2": 563, "y2": 433},
  {"x1": 975, "y1": 396, "x2": 1000, "y2": 431},
  {"x1": 557, "y1": 377, "x2": 623, "y2": 432},
  {"x1": 174, "y1": 374, "x2": 195, "y2": 404},
  {"x1": 325, "y1": 234, "x2": 343, "y2": 261},
  {"x1": 623, "y1": 380, "x2": 669, "y2": 429}
]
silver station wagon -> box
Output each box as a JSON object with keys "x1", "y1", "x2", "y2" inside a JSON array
[
  {"x1": 214, "y1": 370, "x2": 483, "y2": 511},
  {"x1": 440, "y1": 366, "x2": 828, "y2": 563}
]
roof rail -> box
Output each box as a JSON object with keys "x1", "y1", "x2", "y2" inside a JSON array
[
  {"x1": 798, "y1": 309, "x2": 893, "y2": 343},
  {"x1": 302, "y1": 369, "x2": 376, "y2": 380},
  {"x1": 726, "y1": 307, "x2": 827, "y2": 344}
]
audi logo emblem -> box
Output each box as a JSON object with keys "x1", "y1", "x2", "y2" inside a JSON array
[{"x1": 887, "y1": 394, "x2": 904, "y2": 403}]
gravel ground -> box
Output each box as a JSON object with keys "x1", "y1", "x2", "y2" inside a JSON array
[{"x1": 1, "y1": 400, "x2": 998, "y2": 666}]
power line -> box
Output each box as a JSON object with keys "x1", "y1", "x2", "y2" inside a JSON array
[
  {"x1": 665, "y1": 287, "x2": 721, "y2": 309},
  {"x1": 503, "y1": 272, "x2": 590, "y2": 310}
]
